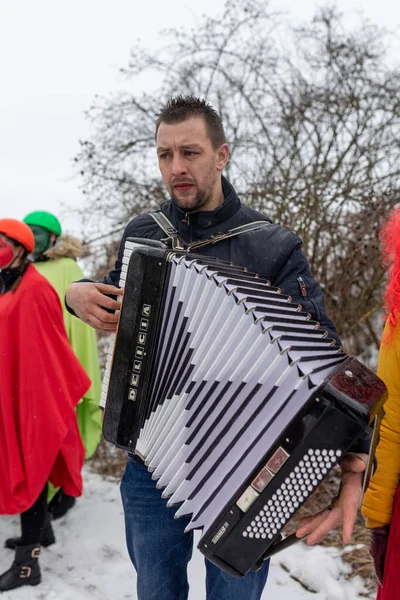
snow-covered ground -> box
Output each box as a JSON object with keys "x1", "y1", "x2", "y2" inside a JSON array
[{"x1": 0, "y1": 469, "x2": 375, "y2": 600}]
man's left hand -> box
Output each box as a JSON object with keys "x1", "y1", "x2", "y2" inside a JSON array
[{"x1": 295, "y1": 453, "x2": 368, "y2": 545}]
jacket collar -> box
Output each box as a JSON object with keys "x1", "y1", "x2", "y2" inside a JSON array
[{"x1": 162, "y1": 176, "x2": 241, "y2": 229}]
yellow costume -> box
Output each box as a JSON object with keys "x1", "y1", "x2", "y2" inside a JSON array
[{"x1": 362, "y1": 321, "x2": 400, "y2": 528}]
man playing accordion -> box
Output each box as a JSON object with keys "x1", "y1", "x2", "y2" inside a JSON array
[{"x1": 66, "y1": 96, "x2": 370, "y2": 600}]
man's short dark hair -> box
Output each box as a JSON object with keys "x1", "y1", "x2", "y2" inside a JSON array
[{"x1": 155, "y1": 96, "x2": 226, "y2": 150}]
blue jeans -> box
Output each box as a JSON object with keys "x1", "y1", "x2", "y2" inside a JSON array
[{"x1": 120, "y1": 458, "x2": 270, "y2": 600}]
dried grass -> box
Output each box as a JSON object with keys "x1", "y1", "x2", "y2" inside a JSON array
[{"x1": 89, "y1": 438, "x2": 127, "y2": 480}]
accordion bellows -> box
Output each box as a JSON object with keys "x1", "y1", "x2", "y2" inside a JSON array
[{"x1": 101, "y1": 238, "x2": 385, "y2": 577}]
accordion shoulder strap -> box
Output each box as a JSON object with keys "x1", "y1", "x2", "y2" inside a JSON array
[
  {"x1": 189, "y1": 221, "x2": 271, "y2": 250},
  {"x1": 150, "y1": 211, "x2": 271, "y2": 251},
  {"x1": 150, "y1": 212, "x2": 186, "y2": 250}
]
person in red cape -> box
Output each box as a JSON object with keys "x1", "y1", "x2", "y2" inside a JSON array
[{"x1": 0, "y1": 218, "x2": 91, "y2": 592}]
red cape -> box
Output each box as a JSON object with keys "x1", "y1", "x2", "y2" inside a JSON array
[{"x1": 0, "y1": 265, "x2": 91, "y2": 514}]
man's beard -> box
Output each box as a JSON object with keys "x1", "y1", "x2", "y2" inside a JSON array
[
  {"x1": 171, "y1": 189, "x2": 206, "y2": 211},
  {"x1": 171, "y1": 178, "x2": 215, "y2": 212}
]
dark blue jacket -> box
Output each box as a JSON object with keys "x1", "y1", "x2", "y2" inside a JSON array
[{"x1": 102, "y1": 176, "x2": 340, "y2": 344}]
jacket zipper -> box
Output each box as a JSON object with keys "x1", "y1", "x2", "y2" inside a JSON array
[
  {"x1": 181, "y1": 213, "x2": 193, "y2": 244},
  {"x1": 297, "y1": 276, "x2": 321, "y2": 321},
  {"x1": 297, "y1": 276, "x2": 307, "y2": 298}
]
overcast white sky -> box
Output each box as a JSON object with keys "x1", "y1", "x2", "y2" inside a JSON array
[{"x1": 1, "y1": 0, "x2": 399, "y2": 236}]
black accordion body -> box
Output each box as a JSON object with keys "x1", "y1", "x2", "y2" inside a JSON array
[{"x1": 101, "y1": 238, "x2": 385, "y2": 577}]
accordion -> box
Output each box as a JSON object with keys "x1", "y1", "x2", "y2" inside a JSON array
[{"x1": 101, "y1": 238, "x2": 386, "y2": 577}]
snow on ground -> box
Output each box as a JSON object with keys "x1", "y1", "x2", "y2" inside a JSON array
[{"x1": 0, "y1": 469, "x2": 375, "y2": 600}]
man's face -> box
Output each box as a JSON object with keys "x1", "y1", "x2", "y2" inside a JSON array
[{"x1": 156, "y1": 117, "x2": 228, "y2": 212}]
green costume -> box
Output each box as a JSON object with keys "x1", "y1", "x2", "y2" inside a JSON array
[
  {"x1": 23, "y1": 212, "x2": 102, "y2": 460},
  {"x1": 32, "y1": 236, "x2": 102, "y2": 459}
]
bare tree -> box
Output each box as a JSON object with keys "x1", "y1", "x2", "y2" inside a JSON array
[{"x1": 75, "y1": 0, "x2": 400, "y2": 361}]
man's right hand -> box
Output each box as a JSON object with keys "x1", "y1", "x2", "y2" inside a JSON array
[{"x1": 66, "y1": 282, "x2": 122, "y2": 331}]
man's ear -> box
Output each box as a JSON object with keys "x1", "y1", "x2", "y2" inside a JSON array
[
  {"x1": 50, "y1": 233, "x2": 57, "y2": 246},
  {"x1": 216, "y1": 143, "x2": 229, "y2": 172}
]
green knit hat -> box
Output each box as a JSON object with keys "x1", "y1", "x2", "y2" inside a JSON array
[{"x1": 23, "y1": 211, "x2": 62, "y2": 237}]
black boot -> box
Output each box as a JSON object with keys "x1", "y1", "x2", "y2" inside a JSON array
[
  {"x1": 0, "y1": 544, "x2": 41, "y2": 591},
  {"x1": 5, "y1": 512, "x2": 55, "y2": 550},
  {"x1": 48, "y1": 488, "x2": 76, "y2": 520}
]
